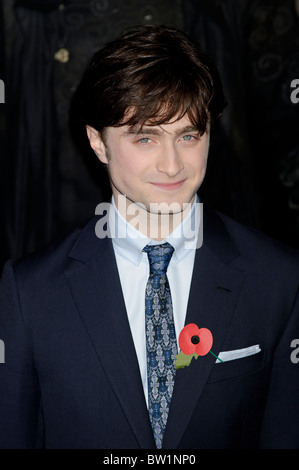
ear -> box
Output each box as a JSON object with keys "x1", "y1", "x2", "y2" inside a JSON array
[{"x1": 86, "y1": 125, "x2": 108, "y2": 164}]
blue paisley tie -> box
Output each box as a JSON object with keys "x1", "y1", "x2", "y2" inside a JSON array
[{"x1": 143, "y1": 242, "x2": 178, "y2": 449}]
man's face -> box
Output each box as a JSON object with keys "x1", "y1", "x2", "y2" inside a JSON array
[{"x1": 87, "y1": 114, "x2": 210, "y2": 215}]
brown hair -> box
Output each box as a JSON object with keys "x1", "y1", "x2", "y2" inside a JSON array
[{"x1": 72, "y1": 25, "x2": 227, "y2": 136}]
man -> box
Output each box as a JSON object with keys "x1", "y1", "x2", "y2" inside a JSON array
[{"x1": 0, "y1": 25, "x2": 298, "y2": 449}]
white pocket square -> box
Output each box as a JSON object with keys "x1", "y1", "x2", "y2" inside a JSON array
[{"x1": 216, "y1": 344, "x2": 261, "y2": 363}]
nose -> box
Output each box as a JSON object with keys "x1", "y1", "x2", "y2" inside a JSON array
[{"x1": 156, "y1": 144, "x2": 184, "y2": 177}]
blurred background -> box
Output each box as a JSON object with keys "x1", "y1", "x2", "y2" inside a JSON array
[{"x1": 0, "y1": 0, "x2": 298, "y2": 272}]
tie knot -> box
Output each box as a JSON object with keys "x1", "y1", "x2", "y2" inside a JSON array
[{"x1": 143, "y1": 242, "x2": 174, "y2": 275}]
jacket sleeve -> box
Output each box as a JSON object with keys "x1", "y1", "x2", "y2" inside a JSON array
[
  {"x1": 259, "y1": 283, "x2": 299, "y2": 449},
  {"x1": 0, "y1": 261, "x2": 42, "y2": 449}
]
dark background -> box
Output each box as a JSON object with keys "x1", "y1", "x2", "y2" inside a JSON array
[{"x1": 0, "y1": 0, "x2": 298, "y2": 272}]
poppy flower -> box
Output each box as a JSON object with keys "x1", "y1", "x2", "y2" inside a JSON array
[{"x1": 179, "y1": 323, "x2": 213, "y2": 356}]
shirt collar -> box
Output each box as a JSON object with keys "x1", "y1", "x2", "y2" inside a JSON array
[{"x1": 109, "y1": 195, "x2": 201, "y2": 265}]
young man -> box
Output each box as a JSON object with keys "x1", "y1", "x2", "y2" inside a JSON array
[{"x1": 0, "y1": 25, "x2": 298, "y2": 449}]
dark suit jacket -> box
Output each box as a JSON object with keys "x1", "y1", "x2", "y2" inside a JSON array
[{"x1": 0, "y1": 206, "x2": 299, "y2": 449}]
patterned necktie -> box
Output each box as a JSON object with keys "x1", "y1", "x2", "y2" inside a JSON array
[{"x1": 143, "y1": 242, "x2": 178, "y2": 449}]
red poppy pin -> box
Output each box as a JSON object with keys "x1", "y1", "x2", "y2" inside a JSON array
[{"x1": 175, "y1": 323, "x2": 223, "y2": 369}]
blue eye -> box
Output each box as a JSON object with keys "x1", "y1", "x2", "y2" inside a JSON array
[
  {"x1": 182, "y1": 135, "x2": 194, "y2": 141},
  {"x1": 138, "y1": 137, "x2": 150, "y2": 144}
]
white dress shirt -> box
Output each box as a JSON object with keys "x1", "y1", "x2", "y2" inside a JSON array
[{"x1": 109, "y1": 196, "x2": 201, "y2": 405}]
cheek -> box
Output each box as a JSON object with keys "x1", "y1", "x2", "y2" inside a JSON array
[
  {"x1": 191, "y1": 151, "x2": 208, "y2": 174},
  {"x1": 108, "y1": 149, "x2": 147, "y2": 186},
  {"x1": 113, "y1": 159, "x2": 144, "y2": 180}
]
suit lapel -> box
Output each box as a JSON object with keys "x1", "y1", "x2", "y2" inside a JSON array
[
  {"x1": 163, "y1": 207, "x2": 246, "y2": 449},
  {"x1": 64, "y1": 219, "x2": 155, "y2": 449}
]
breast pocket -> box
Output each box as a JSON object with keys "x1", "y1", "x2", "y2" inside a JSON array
[{"x1": 207, "y1": 347, "x2": 269, "y2": 383}]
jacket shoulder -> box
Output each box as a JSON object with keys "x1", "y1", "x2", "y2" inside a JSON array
[
  {"x1": 214, "y1": 208, "x2": 299, "y2": 272},
  {"x1": 8, "y1": 216, "x2": 105, "y2": 284}
]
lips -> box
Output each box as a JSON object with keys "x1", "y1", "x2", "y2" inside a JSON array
[{"x1": 150, "y1": 180, "x2": 185, "y2": 190}]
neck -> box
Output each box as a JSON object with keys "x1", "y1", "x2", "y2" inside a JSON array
[{"x1": 114, "y1": 194, "x2": 194, "y2": 240}]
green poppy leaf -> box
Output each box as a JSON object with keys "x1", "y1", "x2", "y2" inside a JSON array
[{"x1": 175, "y1": 351, "x2": 197, "y2": 370}]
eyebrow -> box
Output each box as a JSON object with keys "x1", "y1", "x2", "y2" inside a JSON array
[{"x1": 122, "y1": 125, "x2": 199, "y2": 137}]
